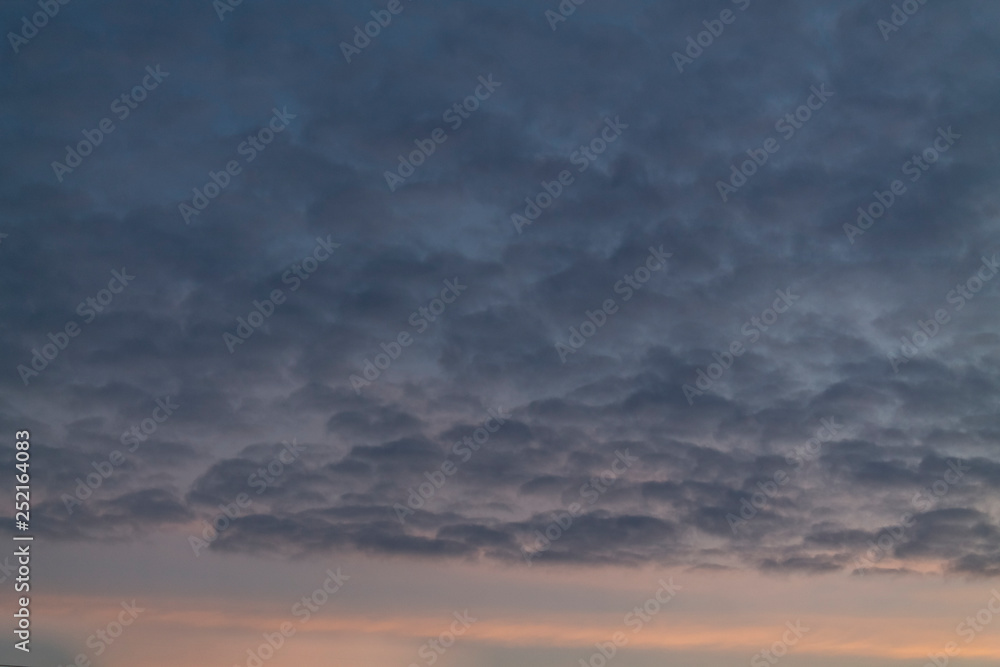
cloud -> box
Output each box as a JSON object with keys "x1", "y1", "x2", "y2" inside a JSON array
[{"x1": 2, "y1": 0, "x2": 999, "y2": 577}]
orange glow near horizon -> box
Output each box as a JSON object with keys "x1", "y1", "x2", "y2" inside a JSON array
[{"x1": 36, "y1": 566, "x2": 1000, "y2": 667}]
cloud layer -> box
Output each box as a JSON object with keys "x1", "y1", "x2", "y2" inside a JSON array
[{"x1": 2, "y1": 0, "x2": 999, "y2": 578}]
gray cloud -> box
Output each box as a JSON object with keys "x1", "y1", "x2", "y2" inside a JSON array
[{"x1": 2, "y1": 0, "x2": 999, "y2": 578}]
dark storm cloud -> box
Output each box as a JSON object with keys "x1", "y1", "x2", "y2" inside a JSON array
[{"x1": 2, "y1": 0, "x2": 999, "y2": 575}]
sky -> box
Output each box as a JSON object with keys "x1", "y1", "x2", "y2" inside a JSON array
[{"x1": 1, "y1": 0, "x2": 1000, "y2": 665}]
